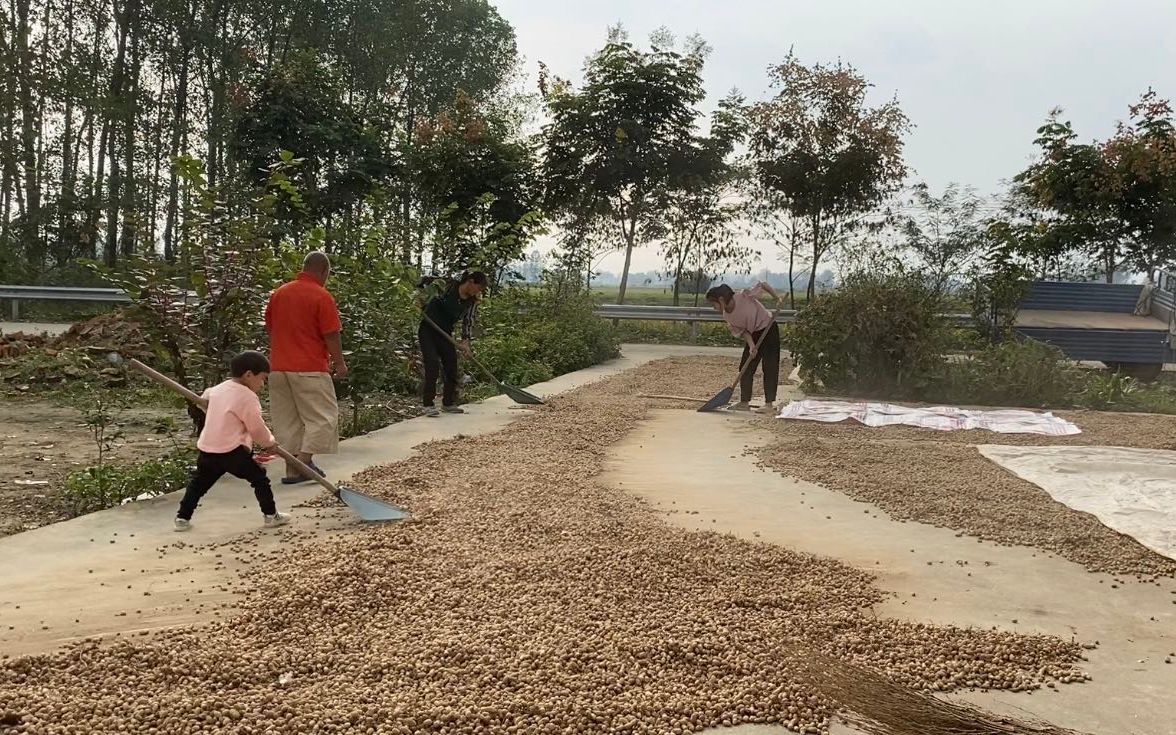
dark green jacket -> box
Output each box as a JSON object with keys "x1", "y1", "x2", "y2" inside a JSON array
[{"x1": 420, "y1": 278, "x2": 477, "y2": 340}]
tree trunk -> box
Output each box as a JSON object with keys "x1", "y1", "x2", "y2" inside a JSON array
[
  {"x1": 14, "y1": 0, "x2": 42, "y2": 265},
  {"x1": 204, "y1": 0, "x2": 226, "y2": 189},
  {"x1": 671, "y1": 246, "x2": 687, "y2": 306},
  {"x1": 616, "y1": 202, "x2": 638, "y2": 305},
  {"x1": 60, "y1": 0, "x2": 77, "y2": 243},
  {"x1": 163, "y1": 46, "x2": 190, "y2": 262},
  {"x1": 1, "y1": 16, "x2": 15, "y2": 251},
  {"x1": 103, "y1": 0, "x2": 130, "y2": 267},
  {"x1": 119, "y1": 0, "x2": 141, "y2": 259},
  {"x1": 401, "y1": 104, "x2": 416, "y2": 263},
  {"x1": 670, "y1": 221, "x2": 701, "y2": 308},
  {"x1": 87, "y1": 112, "x2": 110, "y2": 261},
  {"x1": 807, "y1": 212, "x2": 822, "y2": 302},
  {"x1": 787, "y1": 243, "x2": 797, "y2": 310},
  {"x1": 34, "y1": 0, "x2": 50, "y2": 256},
  {"x1": 148, "y1": 69, "x2": 167, "y2": 250}
]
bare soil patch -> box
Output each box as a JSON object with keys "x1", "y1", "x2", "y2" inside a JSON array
[{"x1": 0, "y1": 399, "x2": 180, "y2": 537}]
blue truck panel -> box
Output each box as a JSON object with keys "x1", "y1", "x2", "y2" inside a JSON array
[
  {"x1": 1015, "y1": 281, "x2": 1172, "y2": 369},
  {"x1": 1014, "y1": 328, "x2": 1169, "y2": 363},
  {"x1": 1019, "y1": 282, "x2": 1143, "y2": 313}
]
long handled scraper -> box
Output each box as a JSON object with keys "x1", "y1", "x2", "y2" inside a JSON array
[{"x1": 106, "y1": 353, "x2": 408, "y2": 522}]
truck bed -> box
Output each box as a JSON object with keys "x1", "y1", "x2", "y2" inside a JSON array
[{"x1": 1015, "y1": 310, "x2": 1169, "y2": 331}]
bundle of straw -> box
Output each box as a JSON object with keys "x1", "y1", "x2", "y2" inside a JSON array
[{"x1": 788, "y1": 647, "x2": 1088, "y2": 735}]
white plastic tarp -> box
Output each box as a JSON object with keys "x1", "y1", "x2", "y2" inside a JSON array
[
  {"x1": 775, "y1": 399, "x2": 1082, "y2": 436},
  {"x1": 980, "y1": 444, "x2": 1176, "y2": 562}
]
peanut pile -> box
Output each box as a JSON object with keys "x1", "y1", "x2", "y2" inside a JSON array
[
  {"x1": 1, "y1": 357, "x2": 1089, "y2": 735},
  {"x1": 757, "y1": 402, "x2": 1176, "y2": 580}
]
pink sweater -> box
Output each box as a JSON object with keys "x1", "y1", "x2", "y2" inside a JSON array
[
  {"x1": 723, "y1": 284, "x2": 774, "y2": 337},
  {"x1": 197, "y1": 380, "x2": 276, "y2": 454}
]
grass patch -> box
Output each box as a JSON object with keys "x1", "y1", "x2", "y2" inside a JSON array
[{"x1": 63, "y1": 447, "x2": 195, "y2": 515}]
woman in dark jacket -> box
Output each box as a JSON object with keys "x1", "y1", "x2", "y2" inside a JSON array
[{"x1": 417, "y1": 271, "x2": 487, "y2": 417}]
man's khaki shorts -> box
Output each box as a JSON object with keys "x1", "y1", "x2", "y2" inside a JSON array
[{"x1": 268, "y1": 371, "x2": 339, "y2": 455}]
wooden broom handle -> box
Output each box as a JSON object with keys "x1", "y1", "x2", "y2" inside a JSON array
[
  {"x1": 126, "y1": 358, "x2": 208, "y2": 408},
  {"x1": 122, "y1": 357, "x2": 342, "y2": 497}
]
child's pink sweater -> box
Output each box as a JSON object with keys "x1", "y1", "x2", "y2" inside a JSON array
[{"x1": 197, "y1": 380, "x2": 276, "y2": 454}]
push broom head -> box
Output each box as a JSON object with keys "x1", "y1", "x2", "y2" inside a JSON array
[
  {"x1": 698, "y1": 386, "x2": 734, "y2": 412},
  {"x1": 336, "y1": 484, "x2": 410, "y2": 522}
]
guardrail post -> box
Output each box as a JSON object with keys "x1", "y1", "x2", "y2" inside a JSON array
[
  {"x1": 689, "y1": 320, "x2": 697, "y2": 340},
  {"x1": 10, "y1": 299, "x2": 18, "y2": 321}
]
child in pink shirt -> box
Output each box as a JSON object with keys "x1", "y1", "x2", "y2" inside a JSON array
[
  {"x1": 707, "y1": 282, "x2": 784, "y2": 414},
  {"x1": 175, "y1": 351, "x2": 289, "y2": 531}
]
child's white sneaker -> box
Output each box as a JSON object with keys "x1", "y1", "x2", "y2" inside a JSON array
[
  {"x1": 423, "y1": 406, "x2": 441, "y2": 418},
  {"x1": 264, "y1": 512, "x2": 290, "y2": 528},
  {"x1": 174, "y1": 518, "x2": 191, "y2": 532}
]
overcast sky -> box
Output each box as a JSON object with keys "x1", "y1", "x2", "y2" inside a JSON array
[{"x1": 491, "y1": 0, "x2": 1176, "y2": 276}]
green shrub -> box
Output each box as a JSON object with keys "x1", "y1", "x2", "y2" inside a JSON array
[
  {"x1": 1076, "y1": 372, "x2": 1176, "y2": 414},
  {"x1": 788, "y1": 271, "x2": 947, "y2": 397},
  {"x1": 328, "y1": 255, "x2": 421, "y2": 397},
  {"x1": 339, "y1": 397, "x2": 417, "y2": 439},
  {"x1": 63, "y1": 449, "x2": 195, "y2": 515},
  {"x1": 474, "y1": 285, "x2": 620, "y2": 387},
  {"x1": 934, "y1": 339, "x2": 1081, "y2": 407},
  {"x1": 1078, "y1": 370, "x2": 1137, "y2": 409}
]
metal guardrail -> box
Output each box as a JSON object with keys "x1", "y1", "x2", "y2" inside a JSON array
[
  {"x1": 2, "y1": 284, "x2": 977, "y2": 335},
  {"x1": 594, "y1": 303, "x2": 972, "y2": 338},
  {"x1": 1, "y1": 285, "x2": 130, "y2": 320},
  {"x1": 595, "y1": 303, "x2": 798, "y2": 322},
  {"x1": 594, "y1": 304, "x2": 798, "y2": 339}
]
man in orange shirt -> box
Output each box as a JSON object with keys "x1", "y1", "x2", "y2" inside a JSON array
[{"x1": 264, "y1": 251, "x2": 348, "y2": 484}]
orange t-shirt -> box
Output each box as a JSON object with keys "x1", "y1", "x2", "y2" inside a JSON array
[{"x1": 264, "y1": 273, "x2": 342, "y2": 373}]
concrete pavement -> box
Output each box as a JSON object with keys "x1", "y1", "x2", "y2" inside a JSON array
[
  {"x1": 612, "y1": 410, "x2": 1176, "y2": 735},
  {"x1": 0, "y1": 322, "x2": 72, "y2": 337}
]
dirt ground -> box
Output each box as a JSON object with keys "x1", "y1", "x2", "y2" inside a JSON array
[{"x1": 0, "y1": 399, "x2": 182, "y2": 537}]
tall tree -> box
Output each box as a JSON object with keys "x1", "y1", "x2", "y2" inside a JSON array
[
  {"x1": 747, "y1": 52, "x2": 910, "y2": 300},
  {"x1": 0, "y1": 0, "x2": 523, "y2": 281},
  {"x1": 659, "y1": 91, "x2": 753, "y2": 306},
  {"x1": 1015, "y1": 110, "x2": 1123, "y2": 282},
  {"x1": 541, "y1": 28, "x2": 709, "y2": 304},
  {"x1": 1102, "y1": 90, "x2": 1176, "y2": 276},
  {"x1": 1016, "y1": 92, "x2": 1176, "y2": 282},
  {"x1": 900, "y1": 183, "x2": 987, "y2": 295},
  {"x1": 231, "y1": 51, "x2": 395, "y2": 245},
  {"x1": 411, "y1": 90, "x2": 541, "y2": 277},
  {"x1": 745, "y1": 187, "x2": 812, "y2": 309}
]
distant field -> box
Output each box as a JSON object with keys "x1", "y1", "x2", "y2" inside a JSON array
[{"x1": 589, "y1": 286, "x2": 705, "y2": 306}]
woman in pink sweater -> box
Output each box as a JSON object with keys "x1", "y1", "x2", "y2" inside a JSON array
[
  {"x1": 174, "y1": 351, "x2": 289, "y2": 531},
  {"x1": 706, "y1": 282, "x2": 784, "y2": 414}
]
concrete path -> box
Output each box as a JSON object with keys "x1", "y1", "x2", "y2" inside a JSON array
[
  {"x1": 0, "y1": 321, "x2": 72, "y2": 337},
  {"x1": 609, "y1": 410, "x2": 1176, "y2": 735},
  {"x1": 0, "y1": 344, "x2": 737, "y2": 658}
]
